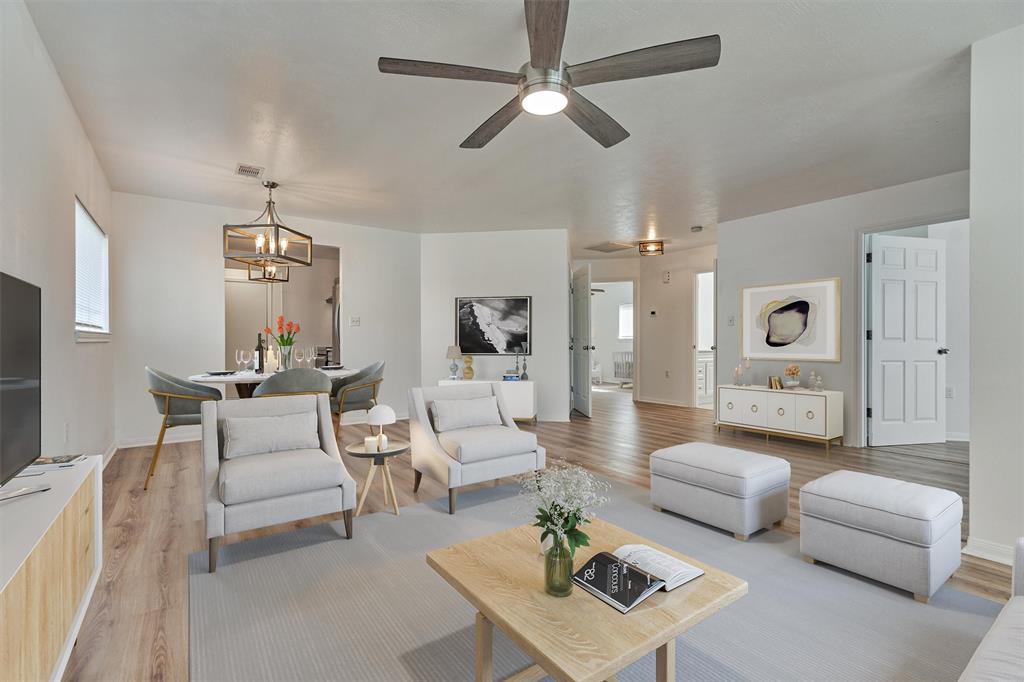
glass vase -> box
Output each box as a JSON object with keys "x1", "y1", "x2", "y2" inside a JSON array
[
  {"x1": 544, "y1": 538, "x2": 574, "y2": 597},
  {"x1": 278, "y1": 344, "x2": 293, "y2": 371}
]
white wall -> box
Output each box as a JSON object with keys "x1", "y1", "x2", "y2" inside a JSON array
[
  {"x1": 112, "y1": 192, "x2": 420, "y2": 446},
  {"x1": 420, "y1": 230, "x2": 570, "y2": 421},
  {"x1": 927, "y1": 220, "x2": 970, "y2": 441},
  {"x1": 966, "y1": 24, "x2": 1024, "y2": 564},
  {"x1": 591, "y1": 281, "x2": 633, "y2": 383},
  {"x1": 716, "y1": 171, "x2": 969, "y2": 446},
  {"x1": 579, "y1": 245, "x2": 718, "y2": 407},
  {"x1": 1, "y1": 2, "x2": 115, "y2": 459}
]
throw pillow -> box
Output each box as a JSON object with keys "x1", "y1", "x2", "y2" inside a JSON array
[
  {"x1": 223, "y1": 411, "x2": 320, "y2": 459},
  {"x1": 431, "y1": 396, "x2": 503, "y2": 432}
]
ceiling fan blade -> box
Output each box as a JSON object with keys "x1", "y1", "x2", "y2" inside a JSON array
[
  {"x1": 378, "y1": 57, "x2": 521, "y2": 85},
  {"x1": 563, "y1": 91, "x2": 629, "y2": 148},
  {"x1": 524, "y1": 0, "x2": 570, "y2": 69},
  {"x1": 567, "y1": 34, "x2": 721, "y2": 87},
  {"x1": 460, "y1": 97, "x2": 523, "y2": 148}
]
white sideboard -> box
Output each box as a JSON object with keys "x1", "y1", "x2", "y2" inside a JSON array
[
  {"x1": 716, "y1": 384, "x2": 843, "y2": 451},
  {"x1": 438, "y1": 379, "x2": 537, "y2": 423},
  {"x1": 0, "y1": 457, "x2": 102, "y2": 680}
]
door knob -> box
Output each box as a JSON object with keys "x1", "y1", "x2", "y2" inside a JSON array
[{"x1": 937, "y1": 348, "x2": 950, "y2": 355}]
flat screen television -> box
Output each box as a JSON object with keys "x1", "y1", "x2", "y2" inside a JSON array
[{"x1": 0, "y1": 272, "x2": 42, "y2": 487}]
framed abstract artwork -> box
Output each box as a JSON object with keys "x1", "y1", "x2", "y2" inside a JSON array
[
  {"x1": 740, "y1": 278, "x2": 840, "y2": 362},
  {"x1": 455, "y1": 296, "x2": 531, "y2": 355}
]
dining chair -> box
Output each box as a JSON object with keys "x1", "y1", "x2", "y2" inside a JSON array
[
  {"x1": 252, "y1": 368, "x2": 332, "y2": 398},
  {"x1": 331, "y1": 361, "x2": 385, "y2": 431},
  {"x1": 145, "y1": 367, "x2": 221, "y2": 491}
]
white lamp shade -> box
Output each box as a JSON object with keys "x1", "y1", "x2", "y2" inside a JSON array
[
  {"x1": 367, "y1": 404, "x2": 397, "y2": 427},
  {"x1": 446, "y1": 345, "x2": 463, "y2": 360}
]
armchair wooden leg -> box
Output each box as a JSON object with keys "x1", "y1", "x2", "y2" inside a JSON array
[
  {"x1": 448, "y1": 488, "x2": 457, "y2": 515},
  {"x1": 143, "y1": 419, "x2": 169, "y2": 491},
  {"x1": 208, "y1": 538, "x2": 220, "y2": 573},
  {"x1": 413, "y1": 470, "x2": 422, "y2": 493},
  {"x1": 343, "y1": 509, "x2": 353, "y2": 539}
]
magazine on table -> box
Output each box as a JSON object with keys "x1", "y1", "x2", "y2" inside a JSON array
[{"x1": 572, "y1": 544, "x2": 704, "y2": 613}]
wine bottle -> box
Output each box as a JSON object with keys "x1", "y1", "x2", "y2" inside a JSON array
[{"x1": 255, "y1": 333, "x2": 265, "y2": 374}]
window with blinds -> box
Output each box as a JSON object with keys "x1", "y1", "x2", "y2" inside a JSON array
[
  {"x1": 618, "y1": 303, "x2": 634, "y2": 340},
  {"x1": 75, "y1": 199, "x2": 109, "y2": 335}
]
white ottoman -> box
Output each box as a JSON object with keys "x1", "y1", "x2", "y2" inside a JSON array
[
  {"x1": 800, "y1": 470, "x2": 963, "y2": 602},
  {"x1": 650, "y1": 442, "x2": 790, "y2": 540}
]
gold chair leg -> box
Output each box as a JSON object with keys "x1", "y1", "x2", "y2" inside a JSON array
[{"x1": 143, "y1": 419, "x2": 169, "y2": 491}]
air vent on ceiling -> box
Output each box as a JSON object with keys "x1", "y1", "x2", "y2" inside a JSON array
[
  {"x1": 584, "y1": 241, "x2": 634, "y2": 253},
  {"x1": 235, "y1": 163, "x2": 265, "y2": 179}
]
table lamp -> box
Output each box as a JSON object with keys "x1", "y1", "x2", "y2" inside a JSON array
[
  {"x1": 366, "y1": 404, "x2": 396, "y2": 452},
  {"x1": 446, "y1": 345, "x2": 462, "y2": 379}
]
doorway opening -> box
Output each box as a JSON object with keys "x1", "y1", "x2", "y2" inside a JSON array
[
  {"x1": 861, "y1": 219, "x2": 968, "y2": 459},
  {"x1": 694, "y1": 271, "x2": 716, "y2": 409},
  {"x1": 590, "y1": 281, "x2": 635, "y2": 398}
]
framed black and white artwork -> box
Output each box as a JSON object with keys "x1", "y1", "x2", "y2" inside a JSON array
[
  {"x1": 455, "y1": 296, "x2": 531, "y2": 355},
  {"x1": 740, "y1": 278, "x2": 841, "y2": 362}
]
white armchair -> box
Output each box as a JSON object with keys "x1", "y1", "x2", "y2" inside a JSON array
[
  {"x1": 202, "y1": 393, "x2": 357, "y2": 572},
  {"x1": 408, "y1": 383, "x2": 545, "y2": 513}
]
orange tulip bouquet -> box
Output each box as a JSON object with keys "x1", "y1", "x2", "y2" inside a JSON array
[{"x1": 263, "y1": 316, "x2": 301, "y2": 370}]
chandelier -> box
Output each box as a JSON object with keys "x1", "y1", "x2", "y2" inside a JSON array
[{"x1": 223, "y1": 181, "x2": 313, "y2": 273}]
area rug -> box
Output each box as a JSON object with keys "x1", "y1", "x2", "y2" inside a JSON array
[{"x1": 189, "y1": 480, "x2": 998, "y2": 681}]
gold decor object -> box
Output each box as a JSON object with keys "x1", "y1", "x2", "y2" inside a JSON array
[
  {"x1": 223, "y1": 181, "x2": 313, "y2": 269},
  {"x1": 462, "y1": 355, "x2": 475, "y2": 380}
]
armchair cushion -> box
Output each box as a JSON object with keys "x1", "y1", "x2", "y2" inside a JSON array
[
  {"x1": 223, "y1": 411, "x2": 320, "y2": 459},
  {"x1": 438, "y1": 425, "x2": 538, "y2": 464},
  {"x1": 432, "y1": 396, "x2": 503, "y2": 432},
  {"x1": 218, "y1": 448, "x2": 346, "y2": 505}
]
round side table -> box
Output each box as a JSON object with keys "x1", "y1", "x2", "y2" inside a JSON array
[{"x1": 345, "y1": 440, "x2": 410, "y2": 517}]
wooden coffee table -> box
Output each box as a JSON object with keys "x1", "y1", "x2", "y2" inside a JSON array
[{"x1": 427, "y1": 518, "x2": 747, "y2": 682}]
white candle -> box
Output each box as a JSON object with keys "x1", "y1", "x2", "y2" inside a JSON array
[
  {"x1": 378, "y1": 433, "x2": 389, "y2": 450},
  {"x1": 364, "y1": 436, "x2": 378, "y2": 453}
]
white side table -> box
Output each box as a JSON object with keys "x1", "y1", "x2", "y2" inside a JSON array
[{"x1": 437, "y1": 379, "x2": 537, "y2": 423}]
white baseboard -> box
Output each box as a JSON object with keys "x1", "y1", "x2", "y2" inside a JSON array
[
  {"x1": 635, "y1": 395, "x2": 691, "y2": 408},
  {"x1": 101, "y1": 441, "x2": 118, "y2": 469},
  {"x1": 946, "y1": 432, "x2": 970, "y2": 442},
  {"x1": 117, "y1": 427, "x2": 202, "y2": 450},
  {"x1": 963, "y1": 536, "x2": 1014, "y2": 566}
]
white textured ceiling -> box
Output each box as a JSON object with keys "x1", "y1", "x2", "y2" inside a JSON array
[{"x1": 26, "y1": 1, "x2": 1022, "y2": 257}]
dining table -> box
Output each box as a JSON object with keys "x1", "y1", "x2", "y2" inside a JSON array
[{"x1": 188, "y1": 367, "x2": 358, "y2": 398}]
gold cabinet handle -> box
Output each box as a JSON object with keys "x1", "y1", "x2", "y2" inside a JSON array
[
  {"x1": 806, "y1": 410, "x2": 815, "y2": 420},
  {"x1": 751, "y1": 404, "x2": 758, "y2": 413},
  {"x1": 726, "y1": 401, "x2": 734, "y2": 409},
  {"x1": 777, "y1": 408, "x2": 785, "y2": 416}
]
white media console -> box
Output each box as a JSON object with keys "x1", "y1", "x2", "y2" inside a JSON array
[{"x1": 716, "y1": 384, "x2": 844, "y2": 451}]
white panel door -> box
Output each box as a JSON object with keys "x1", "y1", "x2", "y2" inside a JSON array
[
  {"x1": 869, "y1": 235, "x2": 947, "y2": 445},
  {"x1": 571, "y1": 265, "x2": 592, "y2": 417}
]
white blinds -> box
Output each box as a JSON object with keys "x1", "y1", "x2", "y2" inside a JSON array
[
  {"x1": 618, "y1": 303, "x2": 633, "y2": 340},
  {"x1": 75, "y1": 200, "x2": 109, "y2": 332}
]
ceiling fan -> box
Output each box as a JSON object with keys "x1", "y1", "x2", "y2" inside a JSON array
[{"x1": 378, "y1": 0, "x2": 720, "y2": 149}]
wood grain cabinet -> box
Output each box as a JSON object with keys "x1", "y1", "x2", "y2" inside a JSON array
[
  {"x1": 716, "y1": 384, "x2": 843, "y2": 451},
  {"x1": 0, "y1": 458, "x2": 102, "y2": 681}
]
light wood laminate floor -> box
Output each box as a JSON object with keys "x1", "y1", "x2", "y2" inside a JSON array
[{"x1": 64, "y1": 391, "x2": 1010, "y2": 681}]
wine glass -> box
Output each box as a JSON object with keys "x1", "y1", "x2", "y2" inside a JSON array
[
  {"x1": 235, "y1": 349, "x2": 244, "y2": 372},
  {"x1": 294, "y1": 347, "x2": 306, "y2": 367},
  {"x1": 240, "y1": 349, "x2": 252, "y2": 372},
  {"x1": 309, "y1": 347, "x2": 317, "y2": 367}
]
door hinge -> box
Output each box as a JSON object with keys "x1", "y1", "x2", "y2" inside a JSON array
[
  {"x1": 866, "y1": 407, "x2": 873, "y2": 418},
  {"x1": 866, "y1": 330, "x2": 872, "y2": 341},
  {"x1": 866, "y1": 252, "x2": 873, "y2": 263}
]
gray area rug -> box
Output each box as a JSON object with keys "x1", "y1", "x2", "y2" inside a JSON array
[{"x1": 189, "y1": 480, "x2": 999, "y2": 681}]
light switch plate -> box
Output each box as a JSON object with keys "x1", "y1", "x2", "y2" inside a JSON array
[
  {"x1": 348, "y1": 316, "x2": 361, "y2": 327},
  {"x1": 727, "y1": 315, "x2": 736, "y2": 327}
]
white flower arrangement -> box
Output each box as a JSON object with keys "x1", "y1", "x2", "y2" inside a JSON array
[{"x1": 517, "y1": 462, "x2": 611, "y2": 556}]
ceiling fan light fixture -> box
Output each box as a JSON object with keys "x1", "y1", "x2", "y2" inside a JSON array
[{"x1": 518, "y1": 64, "x2": 570, "y2": 116}]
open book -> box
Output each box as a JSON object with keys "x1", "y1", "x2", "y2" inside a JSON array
[{"x1": 612, "y1": 544, "x2": 705, "y2": 591}]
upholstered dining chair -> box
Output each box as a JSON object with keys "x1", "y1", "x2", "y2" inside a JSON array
[
  {"x1": 145, "y1": 367, "x2": 221, "y2": 490},
  {"x1": 330, "y1": 361, "x2": 385, "y2": 427},
  {"x1": 252, "y1": 368, "x2": 332, "y2": 397}
]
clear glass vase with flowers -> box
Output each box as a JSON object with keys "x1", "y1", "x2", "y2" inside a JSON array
[{"x1": 264, "y1": 316, "x2": 301, "y2": 371}]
